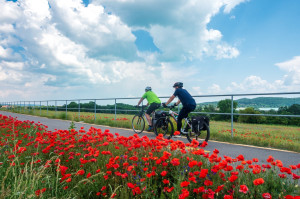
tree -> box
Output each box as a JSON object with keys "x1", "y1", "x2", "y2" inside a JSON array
[
  {"x1": 238, "y1": 107, "x2": 266, "y2": 124},
  {"x1": 216, "y1": 99, "x2": 238, "y2": 121},
  {"x1": 287, "y1": 104, "x2": 300, "y2": 115}
]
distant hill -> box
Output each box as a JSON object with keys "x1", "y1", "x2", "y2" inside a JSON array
[{"x1": 198, "y1": 97, "x2": 300, "y2": 108}]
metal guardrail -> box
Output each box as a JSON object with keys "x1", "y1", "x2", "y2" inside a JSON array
[{"x1": 1, "y1": 92, "x2": 300, "y2": 137}]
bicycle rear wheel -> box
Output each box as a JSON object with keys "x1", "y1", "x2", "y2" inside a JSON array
[
  {"x1": 154, "y1": 117, "x2": 174, "y2": 138},
  {"x1": 186, "y1": 122, "x2": 210, "y2": 145},
  {"x1": 132, "y1": 115, "x2": 145, "y2": 134}
]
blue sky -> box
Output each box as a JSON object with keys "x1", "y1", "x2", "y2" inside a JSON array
[{"x1": 0, "y1": 0, "x2": 300, "y2": 102}]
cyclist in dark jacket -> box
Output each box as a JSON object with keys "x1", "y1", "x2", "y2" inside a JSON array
[{"x1": 163, "y1": 82, "x2": 196, "y2": 137}]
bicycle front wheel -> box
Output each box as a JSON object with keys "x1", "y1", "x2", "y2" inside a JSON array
[
  {"x1": 154, "y1": 118, "x2": 174, "y2": 138},
  {"x1": 132, "y1": 115, "x2": 145, "y2": 134},
  {"x1": 186, "y1": 122, "x2": 210, "y2": 145}
]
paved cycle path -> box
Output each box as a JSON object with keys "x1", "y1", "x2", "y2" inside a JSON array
[{"x1": 1, "y1": 111, "x2": 299, "y2": 166}]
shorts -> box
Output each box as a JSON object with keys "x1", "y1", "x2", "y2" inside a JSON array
[{"x1": 146, "y1": 103, "x2": 161, "y2": 115}]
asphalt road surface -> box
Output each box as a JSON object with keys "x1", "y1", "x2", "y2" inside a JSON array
[{"x1": 1, "y1": 111, "x2": 299, "y2": 167}]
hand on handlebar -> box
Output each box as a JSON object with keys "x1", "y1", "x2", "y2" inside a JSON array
[{"x1": 162, "y1": 103, "x2": 167, "y2": 108}]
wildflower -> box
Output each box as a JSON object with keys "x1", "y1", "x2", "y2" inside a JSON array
[
  {"x1": 200, "y1": 141, "x2": 208, "y2": 147},
  {"x1": 161, "y1": 171, "x2": 167, "y2": 177},
  {"x1": 127, "y1": 183, "x2": 136, "y2": 189},
  {"x1": 239, "y1": 185, "x2": 249, "y2": 194},
  {"x1": 262, "y1": 193, "x2": 272, "y2": 199},
  {"x1": 86, "y1": 172, "x2": 92, "y2": 178},
  {"x1": 228, "y1": 175, "x2": 238, "y2": 183},
  {"x1": 180, "y1": 181, "x2": 190, "y2": 187},
  {"x1": 236, "y1": 154, "x2": 244, "y2": 161},
  {"x1": 76, "y1": 169, "x2": 85, "y2": 176},
  {"x1": 253, "y1": 178, "x2": 264, "y2": 185},
  {"x1": 204, "y1": 180, "x2": 213, "y2": 186}
]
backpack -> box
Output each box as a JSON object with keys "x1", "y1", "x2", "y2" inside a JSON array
[
  {"x1": 154, "y1": 110, "x2": 168, "y2": 119},
  {"x1": 191, "y1": 116, "x2": 209, "y2": 133}
]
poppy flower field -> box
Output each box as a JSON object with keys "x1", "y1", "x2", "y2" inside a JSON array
[
  {"x1": 0, "y1": 114, "x2": 299, "y2": 198},
  {"x1": 1, "y1": 108, "x2": 300, "y2": 152}
]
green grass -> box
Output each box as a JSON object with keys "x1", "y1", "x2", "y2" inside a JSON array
[{"x1": 2, "y1": 108, "x2": 300, "y2": 152}]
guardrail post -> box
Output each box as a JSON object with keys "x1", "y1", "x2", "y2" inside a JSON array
[
  {"x1": 231, "y1": 95, "x2": 234, "y2": 138},
  {"x1": 78, "y1": 100, "x2": 81, "y2": 120},
  {"x1": 55, "y1": 100, "x2": 57, "y2": 117},
  {"x1": 114, "y1": 99, "x2": 117, "y2": 121},
  {"x1": 94, "y1": 99, "x2": 96, "y2": 122},
  {"x1": 66, "y1": 100, "x2": 68, "y2": 120}
]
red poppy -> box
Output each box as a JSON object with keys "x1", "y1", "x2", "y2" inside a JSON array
[
  {"x1": 180, "y1": 181, "x2": 190, "y2": 187},
  {"x1": 200, "y1": 141, "x2": 208, "y2": 147},
  {"x1": 76, "y1": 169, "x2": 85, "y2": 176},
  {"x1": 262, "y1": 193, "x2": 272, "y2": 199},
  {"x1": 86, "y1": 172, "x2": 92, "y2": 178},
  {"x1": 253, "y1": 178, "x2": 264, "y2": 185},
  {"x1": 239, "y1": 185, "x2": 248, "y2": 194},
  {"x1": 161, "y1": 171, "x2": 167, "y2": 176},
  {"x1": 236, "y1": 154, "x2": 244, "y2": 161},
  {"x1": 228, "y1": 175, "x2": 238, "y2": 182}
]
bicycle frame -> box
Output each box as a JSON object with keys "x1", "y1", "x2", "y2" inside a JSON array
[
  {"x1": 138, "y1": 106, "x2": 155, "y2": 126},
  {"x1": 167, "y1": 109, "x2": 192, "y2": 132}
]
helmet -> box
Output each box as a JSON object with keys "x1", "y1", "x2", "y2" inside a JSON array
[
  {"x1": 145, "y1": 86, "x2": 152, "y2": 92},
  {"x1": 173, "y1": 82, "x2": 183, "y2": 88}
]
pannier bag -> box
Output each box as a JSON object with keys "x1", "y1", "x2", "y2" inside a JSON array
[
  {"x1": 191, "y1": 116, "x2": 209, "y2": 133},
  {"x1": 154, "y1": 110, "x2": 168, "y2": 119}
]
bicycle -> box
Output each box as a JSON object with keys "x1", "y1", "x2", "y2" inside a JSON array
[
  {"x1": 132, "y1": 105, "x2": 158, "y2": 134},
  {"x1": 154, "y1": 106, "x2": 210, "y2": 145}
]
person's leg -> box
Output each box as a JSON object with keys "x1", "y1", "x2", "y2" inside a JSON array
[
  {"x1": 177, "y1": 107, "x2": 190, "y2": 134},
  {"x1": 145, "y1": 113, "x2": 152, "y2": 126},
  {"x1": 145, "y1": 103, "x2": 158, "y2": 130}
]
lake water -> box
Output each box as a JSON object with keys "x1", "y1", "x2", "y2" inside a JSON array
[{"x1": 237, "y1": 108, "x2": 279, "y2": 111}]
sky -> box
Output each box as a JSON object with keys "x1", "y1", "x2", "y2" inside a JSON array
[{"x1": 0, "y1": 0, "x2": 300, "y2": 103}]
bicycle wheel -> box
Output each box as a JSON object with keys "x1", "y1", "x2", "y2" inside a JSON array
[
  {"x1": 132, "y1": 115, "x2": 145, "y2": 134},
  {"x1": 186, "y1": 122, "x2": 210, "y2": 145},
  {"x1": 154, "y1": 117, "x2": 174, "y2": 138}
]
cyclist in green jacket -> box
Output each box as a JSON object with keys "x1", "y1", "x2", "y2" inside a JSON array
[{"x1": 137, "y1": 86, "x2": 161, "y2": 131}]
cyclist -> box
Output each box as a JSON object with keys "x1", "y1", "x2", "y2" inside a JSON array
[
  {"x1": 162, "y1": 82, "x2": 196, "y2": 137},
  {"x1": 137, "y1": 86, "x2": 161, "y2": 131}
]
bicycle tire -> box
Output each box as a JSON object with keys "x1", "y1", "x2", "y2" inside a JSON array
[
  {"x1": 132, "y1": 115, "x2": 145, "y2": 134},
  {"x1": 186, "y1": 122, "x2": 210, "y2": 145},
  {"x1": 154, "y1": 117, "x2": 174, "y2": 138}
]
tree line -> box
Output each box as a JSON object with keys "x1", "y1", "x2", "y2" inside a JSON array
[{"x1": 197, "y1": 99, "x2": 300, "y2": 126}]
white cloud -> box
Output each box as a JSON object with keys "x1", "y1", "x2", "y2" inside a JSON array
[
  {"x1": 98, "y1": 0, "x2": 241, "y2": 60},
  {"x1": 0, "y1": 0, "x2": 247, "y2": 101},
  {"x1": 275, "y1": 56, "x2": 300, "y2": 85},
  {"x1": 208, "y1": 84, "x2": 222, "y2": 94},
  {"x1": 223, "y1": 0, "x2": 249, "y2": 13}
]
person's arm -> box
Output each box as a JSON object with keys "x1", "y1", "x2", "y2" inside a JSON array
[
  {"x1": 175, "y1": 100, "x2": 181, "y2": 106},
  {"x1": 165, "y1": 95, "x2": 176, "y2": 106},
  {"x1": 137, "y1": 97, "x2": 144, "y2": 106}
]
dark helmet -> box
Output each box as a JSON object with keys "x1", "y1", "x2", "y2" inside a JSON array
[
  {"x1": 145, "y1": 86, "x2": 152, "y2": 92},
  {"x1": 173, "y1": 82, "x2": 183, "y2": 88}
]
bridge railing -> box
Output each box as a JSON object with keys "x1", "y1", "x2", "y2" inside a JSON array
[{"x1": 1, "y1": 92, "x2": 300, "y2": 137}]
